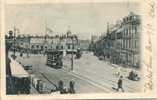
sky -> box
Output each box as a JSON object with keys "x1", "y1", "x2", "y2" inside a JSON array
[{"x1": 5, "y1": 2, "x2": 140, "y2": 40}]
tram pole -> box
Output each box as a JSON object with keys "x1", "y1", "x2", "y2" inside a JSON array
[
  {"x1": 71, "y1": 38, "x2": 74, "y2": 71},
  {"x1": 13, "y1": 26, "x2": 16, "y2": 56},
  {"x1": 71, "y1": 52, "x2": 73, "y2": 71},
  {"x1": 12, "y1": 26, "x2": 17, "y2": 59}
]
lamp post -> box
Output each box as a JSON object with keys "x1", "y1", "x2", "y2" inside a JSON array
[
  {"x1": 12, "y1": 26, "x2": 17, "y2": 59},
  {"x1": 13, "y1": 27, "x2": 16, "y2": 55},
  {"x1": 71, "y1": 37, "x2": 74, "y2": 71}
]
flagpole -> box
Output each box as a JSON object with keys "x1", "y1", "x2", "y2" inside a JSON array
[
  {"x1": 45, "y1": 20, "x2": 47, "y2": 36},
  {"x1": 44, "y1": 19, "x2": 47, "y2": 54}
]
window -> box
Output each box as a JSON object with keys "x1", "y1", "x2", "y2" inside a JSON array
[
  {"x1": 133, "y1": 26, "x2": 136, "y2": 34},
  {"x1": 36, "y1": 45, "x2": 39, "y2": 48},
  {"x1": 61, "y1": 46, "x2": 63, "y2": 49},
  {"x1": 135, "y1": 40, "x2": 137, "y2": 48},
  {"x1": 134, "y1": 16, "x2": 136, "y2": 20},
  {"x1": 125, "y1": 40, "x2": 127, "y2": 49},
  {"x1": 131, "y1": 25, "x2": 133, "y2": 37},
  {"x1": 126, "y1": 39, "x2": 129, "y2": 49},
  {"x1": 126, "y1": 29, "x2": 128, "y2": 37},
  {"x1": 117, "y1": 33, "x2": 121, "y2": 39},
  {"x1": 56, "y1": 46, "x2": 59, "y2": 49},
  {"x1": 135, "y1": 27, "x2": 137, "y2": 34},
  {"x1": 72, "y1": 45, "x2": 74, "y2": 49},
  {"x1": 41, "y1": 46, "x2": 43, "y2": 50},
  {"x1": 128, "y1": 28, "x2": 130, "y2": 37},
  {"x1": 45, "y1": 46, "x2": 47, "y2": 49},
  {"x1": 129, "y1": 39, "x2": 130, "y2": 48},
  {"x1": 130, "y1": 27, "x2": 132, "y2": 37},
  {"x1": 130, "y1": 16, "x2": 132, "y2": 21},
  {"x1": 123, "y1": 40, "x2": 125, "y2": 49},
  {"x1": 68, "y1": 45, "x2": 70, "y2": 49},
  {"x1": 123, "y1": 30, "x2": 125, "y2": 38},
  {"x1": 31, "y1": 45, "x2": 34, "y2": 49},
  {"x1": 131, "y1": 39, "x2": 133, "y2": 48}
]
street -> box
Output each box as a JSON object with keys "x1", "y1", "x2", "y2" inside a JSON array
[
  {"x1": 14, "y1": 51, "x2": 142, "y2": 93},
  {"x1": 64, "y1": 51, "x2": 142, "y2": 92}
]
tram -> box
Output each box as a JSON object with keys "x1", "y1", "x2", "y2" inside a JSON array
[{"x1": 46, "y1": 50, "x2": 63, "y2": 69}]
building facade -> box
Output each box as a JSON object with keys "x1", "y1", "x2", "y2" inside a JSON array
[
  {"x1": 93, "y1": 12, "x2": 141, "y2": 68},
  {"x1": 12, "y1": 30, "x2": 79, "y2": 54},
  {"x1": 120, "y1": 12, "x2": 140, "y2": 67}
]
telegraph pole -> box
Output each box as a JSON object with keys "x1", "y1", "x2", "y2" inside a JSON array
[
  {"x1": 13, "y1": 26, "x2": 16, "y2": 59},
  {"x1": 71, "y1": 54, "x2": 73, "y2": 71},
  {"x1": 71, "y1": 37, "x2": 74, "y2": 71},
  {"x1": 71, "y1": 38, "x2": 74, "y2": 71}
]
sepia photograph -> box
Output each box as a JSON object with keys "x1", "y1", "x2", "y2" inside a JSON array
[
  {"x1": 1, "y1": 0, "x2": 157, "y2": 99},
  {"x1": 4, "y1": 2, "x2": 143, "y2": 95}
]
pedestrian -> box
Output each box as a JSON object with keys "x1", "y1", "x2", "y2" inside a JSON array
[
  {"x1": 117, "y1": 76, "x2": 124, "y2": 92},
  {"x1": 128, "y1": 70, "x2": 134, "y2": 80},
  {"x1": 58, "y1": 80, "x2": 64, "y2": 94},
  {"x1": 69, "y1": 80, "x2": 75, "y2": 94}
]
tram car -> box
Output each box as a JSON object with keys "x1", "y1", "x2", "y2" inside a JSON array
[{"x1": 46, "y1": 50, "x2": 63, "y2": 69}]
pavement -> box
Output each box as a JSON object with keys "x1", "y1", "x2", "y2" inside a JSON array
[{"x1": 12, "y1": 51, "x2": 142, "y2": 93}]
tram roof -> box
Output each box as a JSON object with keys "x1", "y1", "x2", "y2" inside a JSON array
[{"x1": 10, "y1": 58, "x2": 29, "y2": 78}]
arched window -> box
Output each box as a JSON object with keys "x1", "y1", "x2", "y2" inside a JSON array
[
  {"x1": 36, "y1": 45, "x2": 39, "y2": 48},
  {"x1": 61, "y1": 46, "x2": 63, "y2": 49},
  {"x1": 41, "y1": 46, "x2": 43, "y2": 50},
  {"x1": 68, "y1": 45, "x2": 70, "y2": 49},
  {"x1": 31, "y1": 45, "x2": 34, "y2": 49},
  {"x1": 56, "y1": 46, "x2": 59, "y2": 49}
]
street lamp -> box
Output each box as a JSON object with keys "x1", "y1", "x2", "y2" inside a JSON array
[
  {"x1": 12, "y1": 26, "x2": 17, "y2": 59},
  {"x1": 71, "y1": 37, "x2": 74, "y2": 71}
]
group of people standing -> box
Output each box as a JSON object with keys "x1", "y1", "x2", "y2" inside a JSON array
[{"x1": 51, "y1": 80, "x2": 75, "y2": 94}]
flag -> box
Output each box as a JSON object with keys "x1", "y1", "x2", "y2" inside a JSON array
[{"x1": 46, "y1": 27, "x2": 53, "y2": 34}]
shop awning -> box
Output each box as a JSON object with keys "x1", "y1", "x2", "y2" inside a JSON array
[{"x1": 10, "y1": 58, "x2": 29, "y2": 78}]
